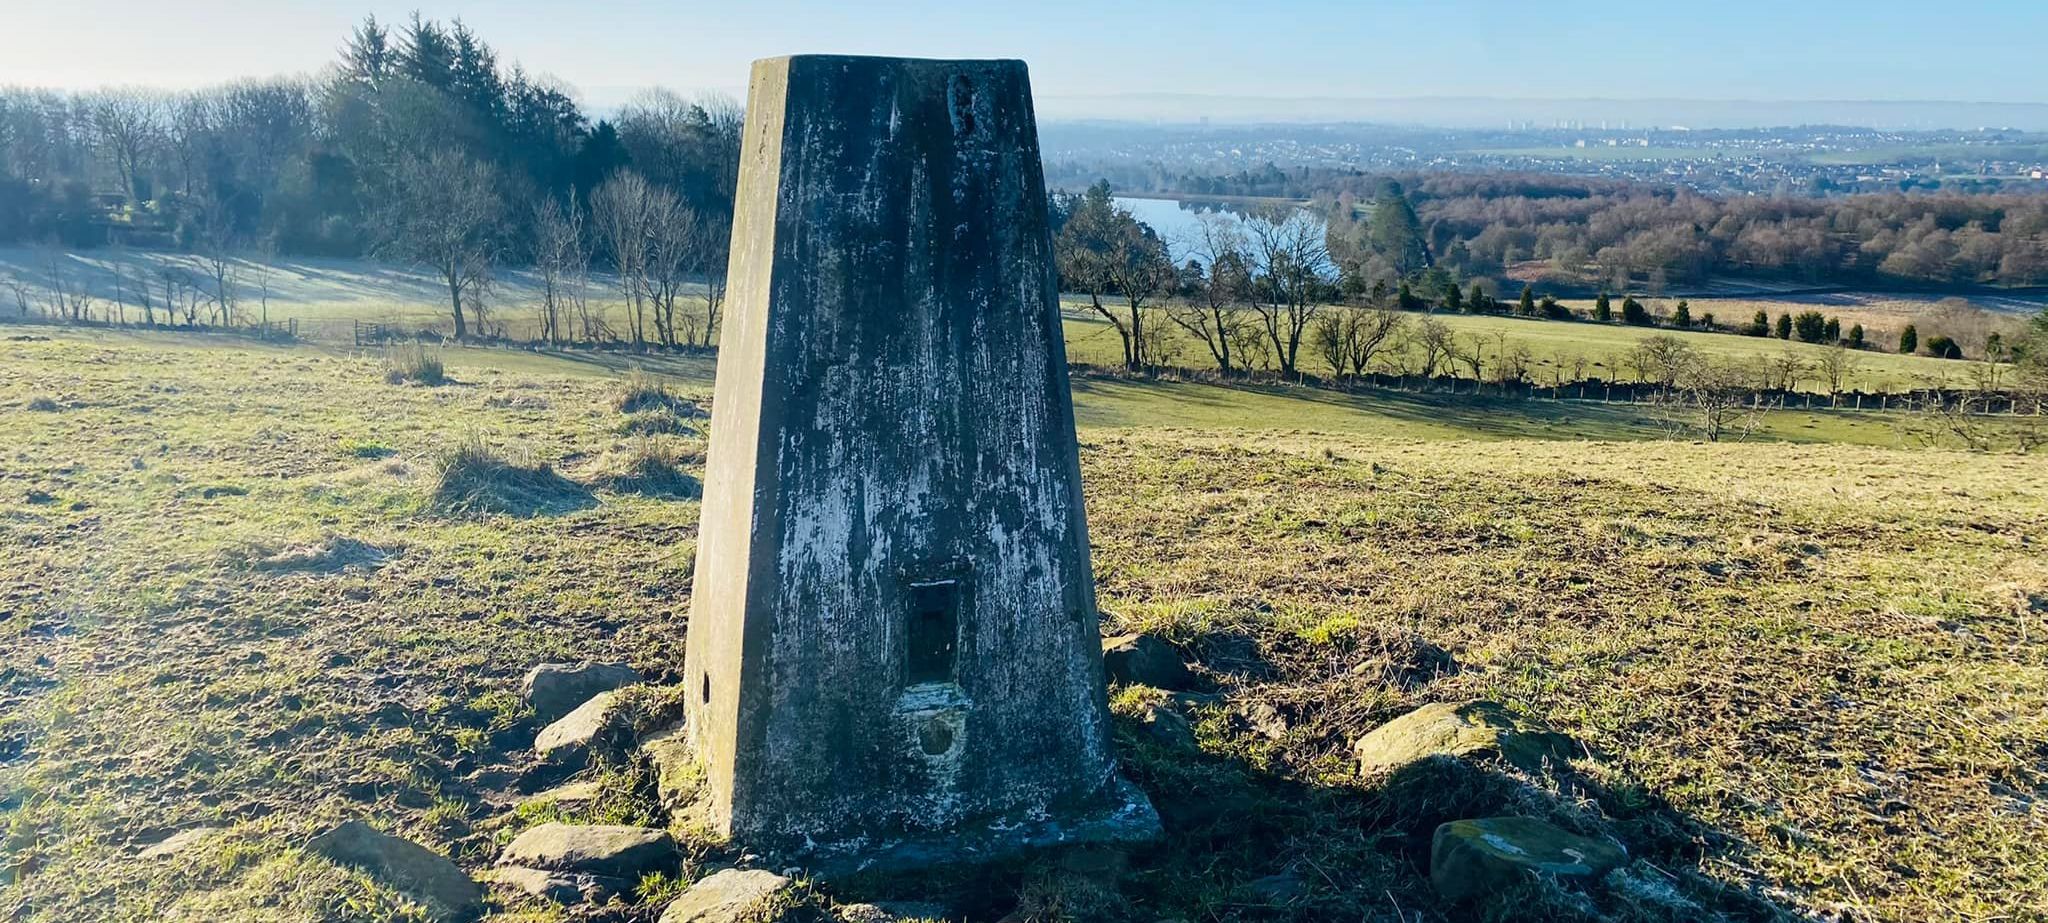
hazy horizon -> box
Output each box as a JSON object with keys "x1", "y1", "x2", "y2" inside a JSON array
[{"x1": 6, "y1": 0, "x2": 2045, "y2": 130}]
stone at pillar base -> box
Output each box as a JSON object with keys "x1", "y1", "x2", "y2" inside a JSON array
[{"x1": 793, "y1": 776, "x2": 1160, "y2": 879}]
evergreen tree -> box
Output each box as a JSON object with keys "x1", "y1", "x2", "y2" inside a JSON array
[
  {"x1": 1540, "y1": 295, "x2": 1569, "y2": 319},
  {"x1": 1595, "y1": 292, "x2": 1612, "y2": 322},
  {"x1": 1776, "y1": 314, "x2": 1793, "y2": 339},
  {"x1": 1621, "y1": 296, "x2": 1651, "y2": 325},
  {"x1": 1369, "y1": 183, "x2": 1431, "y2": 276},
  {"x1": 1899, "y1": 324, "x2": 1918, "y2": 354},
  {"x1": 1443, "y1": 280, "x2": 1463, "y2": 312},
  {"x1": 1700, "y1": 312, "x2": 1716, "y2": 329},
  {"x1": 1467, "y1": 281, "x2": 1486, "y2": 313},
  {"x1": 1849, "y1": 323, "x2": 1866, "y2": 349},
  {"x1": 341, "y1": 15, "x2": 392, "y2": 86},
  {"x1": 1748, "y1": 309, "x2": 1770, "y2": 337},
  {"x1": 1794, "y1": 311, "x2": 1827, "y2": 343},
  {"x1": 1518, "y1": 284, "x2": 1535, "y2": 316},
  {"x1": 1397, "y1": 281, "x2": 1421, "y2": 310},
  {"x1": 1673, "y1": 300, "x2": 1692, "y2": 327},
  {"x1": 1823, "y1": 316, "x2": 1841, "y2": 343},
  {"x1": 397, "y1": 13, "x2": 455, "y2": 89}
]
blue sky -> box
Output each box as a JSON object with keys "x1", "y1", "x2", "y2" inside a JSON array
[{"x1": 6, "y1": 0, "x2": 2044, "y2": 108}]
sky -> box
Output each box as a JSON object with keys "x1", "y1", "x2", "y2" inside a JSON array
[{"x1": 5, "y1": 0, "x2": 2046, "y2": 116}]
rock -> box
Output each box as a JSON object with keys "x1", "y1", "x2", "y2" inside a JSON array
[
  {"x1": 307, "y1": 820, "x2": 483, "y2": 920},
  {"x1": 525, "y1": 780, "x2": 604, "y2": 809},
  {"x1": 837, "y1": 902, "x2": 946, "y2": 922},
  {"x1": 523, "y1": 662, "x2": 643, "y2": 724},
  {"x1": 659, "y1": 868, "x2": 796, "y2": 923},
  {"x1": 1101, "y1": 633, "x2": 1193, "y2": 689},
  {"x1": 137, "y1": 826, "x2": 222, "y2": 859},
  {"x1": 1353, "y1": 701, "x2": 1577, "y2": 777},
  {"x1": 1429, "y1": 816, "x2": 1627, "y2": 904},
  {"x1": 1137, "y1": 702, "x2": 1196, "y2": 749},
  {"x1": 500, "y1": 823, "x2": 678, "y2": 881},
  {"x1": 1243, "y1": 870, "x2": 1306, "y2": 905},
  {"x1": 535, "y1": 690, "x2": 626, "y2": 767},
  {"x1": 1238, "y1": 700, "x2": 1289, "y2": 740},
  {"x1": 488, "y1": 866, "x2": 626, "y2": 905},
  {"x1": 642, "y1": 723, "x2": 704, "y2": 814}
]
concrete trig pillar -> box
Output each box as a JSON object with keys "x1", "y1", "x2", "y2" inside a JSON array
[{"x1": 679, "y1": 55, "x2": 1158, "y2": 874}]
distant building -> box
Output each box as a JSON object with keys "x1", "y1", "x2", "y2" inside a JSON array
[{"x1": 2031, "y1": 168, "x2": 2047, "y2": 180}]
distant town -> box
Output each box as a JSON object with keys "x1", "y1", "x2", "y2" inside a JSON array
[{"x1": 1042, "y1": 123, "x2": 2048, "y2": 197}]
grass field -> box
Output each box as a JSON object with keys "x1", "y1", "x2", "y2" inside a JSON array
[
  {"x1": 3, "y1": 328, "x2": 2045, "y2": 922},
  {"x1": 1061, "y1": 301, "x2": 2025, "y2": 396}
]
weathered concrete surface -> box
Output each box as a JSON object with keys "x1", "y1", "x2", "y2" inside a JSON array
[{"x1": 681, "y1": 54, "x2": 1153, "y2": 862}]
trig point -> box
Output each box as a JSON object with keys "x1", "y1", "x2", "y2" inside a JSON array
[{"x1": 679, "y1": 55, "x2": 1158, "y2": 871}]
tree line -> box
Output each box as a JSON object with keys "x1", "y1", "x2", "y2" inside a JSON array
[
  {"x1": 1093, "y1": 168, "x2": 2048, "y2": 290},
  {"x1": 0, "y1": 14, "x2": 739, "y2": 344}
]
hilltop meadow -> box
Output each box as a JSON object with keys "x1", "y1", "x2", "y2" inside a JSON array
[{"x1": 3, "y1": 327, "x2": 2045, "y2": 923}]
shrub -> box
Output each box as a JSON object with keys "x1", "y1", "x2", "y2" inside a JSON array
[
  {"x1": 382, "y1": 343, "x2": 445, "y2": 385},
  {"x1": 1824, "y1": 316, "x2": 1841, "y2": 342},
  {"x1": 1926, "y1": 335, "x2": 1964, "y2": 360},
  {"x1": 1849, "y1": 324, "x2": 1866, "y2": 349},
  {"x1": 1746, "y1": 310, "x2": 1771, "y2": 337},
  {"x1": 1673, "y1": 301, "x2": 1692, "y2": 328},
  {"x1": 1595, "y1": 292, "x2": 1613, "y2": 322},
  {"x1": 1621, "y1": 297, "x2": 1651, "y2": 326},
  {"x1": 1794, "y1": 311, "x2": 1828, "y2": 343},
  {"x1": 1540, "y1": 296, "x2": 1572, "y2": 320}
]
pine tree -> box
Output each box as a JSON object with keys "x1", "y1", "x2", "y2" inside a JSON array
[
  {"x1": 1595, "y1": 292, "x2": 1612, "y2": 322},
  {"x1": 1776, "y1": 314, "x2": 1793, "y2": 339},
  {"x1": 1823, "y1": 316, "x2": 1841, "y2": 342},
  {"x1": 1849, "y1": 323, "x2": 1865, "y2": 349},
  {"x1": 1621, "y1": 296, "x2": 1651, "y2": 325},
  {"x1": 1748, "y1": 309, "x2": 1770, "y2": 337},
  {"x1": 1673, "y1": 300, "x2": 1692, "y2": 327},
  {"x1": 1443, "y1": 281, "x2": 1463, "y2": 312},
  {"x1": 1899, "y1": 324, "x2": 1919, "y2": 354},
  {"x1": 1467, "y1": 281, "x2": 1486, "y2": 313},
  {"x1": 341, "y1": 15, "x2": 392, "y2": 85},
  {"x1": 1518, "y1": 284, "x2": 1535, "y2": 316}
]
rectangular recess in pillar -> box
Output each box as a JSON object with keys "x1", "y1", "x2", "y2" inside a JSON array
[{"x1": 905, "y1": 579, "x2": 962, "y2": 685}]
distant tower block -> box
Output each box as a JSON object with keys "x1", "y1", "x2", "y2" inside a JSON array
[{"x1": 679, "y1": 55, "x2": 1158, "y2": 870}]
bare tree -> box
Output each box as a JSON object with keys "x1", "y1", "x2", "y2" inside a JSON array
[
  {"x1": 86, "y1": 89, "x2": 165, "y2": 200},
  {"x1": 644, "y1": 187, "x2": 701, "y2": 347},
  {"x1": 1243, "y1": 206, "x2": 1333, "y2": 376},
  {"x1": 1818, "y1": 342, "x2": 1861, "y2": 396},
  {"x1": 1407, "y1": 316, "x2": 1456, "y2": 379},
  {"x1": 1627, "y1": 334, "x2": 1699, "y2": 393},
  {"x1": 377, "y1": 150, "x2": 503, "y2": 340},
  {"x1": 1660, "y1": 359, "x2": 1762, "y2": 442},
  {"x1": 1311, "y1": 306, "x2": 1407, "y2": 379},
  {"x1": 532, "y1": 194, "x2": 590, "y2": 345},
  {"x1": 1055, "y1": 184, "x2": 1171, "y2": 370},
  {"x1": 591, "y1": 171, "x2": 657, "y2": 348},
  {"x1": 1167, "y1": 213, "x2": 1255, "y2": 375}
]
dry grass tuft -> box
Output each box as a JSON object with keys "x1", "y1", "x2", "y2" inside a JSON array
[
  {"x1": 381, "y1": 343, "x2": 446, "y2": 385},
  {"x1": 429, "y1": 434, "x2": 589, "y2": 516}
]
